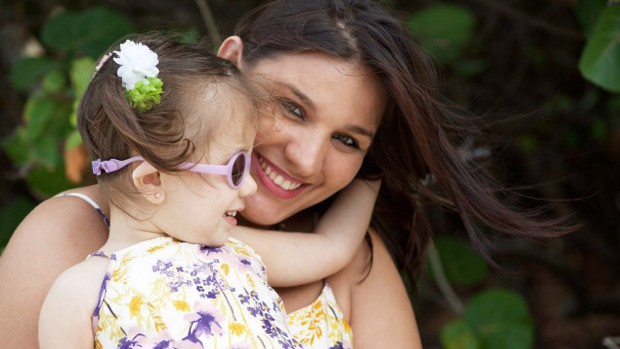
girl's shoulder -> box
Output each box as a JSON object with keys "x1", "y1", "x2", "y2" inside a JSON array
[{"x1": 41, "y1": 254, "x2": 108, "y2": 327}]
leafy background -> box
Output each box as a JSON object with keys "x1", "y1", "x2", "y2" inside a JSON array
[{"x1": 1, "y1": 0, "x2": 619, "y2": 348}]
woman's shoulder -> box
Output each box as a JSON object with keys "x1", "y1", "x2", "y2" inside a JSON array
[
  {"x1": 0, "y1": 185, "x2": 110, "y2": 349},
  {"x1": 326, "y1": 228, "x2": 422, "y2": 348},
  {"x1": 2, "y1": 184, "x2": 109, "y2": 271},
  {"x1": 22, "y1": 185, "x2": 107, "y2": 239}
]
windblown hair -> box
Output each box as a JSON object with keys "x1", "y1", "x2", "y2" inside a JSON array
[
  {"x1": 78, "y1": 33, "x2": 260, "y2": 208},
  {"x1": 235, "y1": 0, "x2": 573, "y2": 281}
]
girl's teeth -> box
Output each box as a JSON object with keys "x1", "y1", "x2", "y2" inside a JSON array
[{"x1": 258, "y1": 156, "x2": 302, "y2": 191}]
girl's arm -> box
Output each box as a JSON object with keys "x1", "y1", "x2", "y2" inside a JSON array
[
  {"x1": 232, "y1": 179, "x2": 380, "y2": 287},
  {"x1": 39, "y1": 260, "x2": 105, "y2": 349}
]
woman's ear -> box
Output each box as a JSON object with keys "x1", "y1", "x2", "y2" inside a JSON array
[
  {"x1": 132, "y1": 162, "x2": 164, "y2": 204},
  {"x1": 218, "y1": 36, "x2": 244, "y2": 68}
]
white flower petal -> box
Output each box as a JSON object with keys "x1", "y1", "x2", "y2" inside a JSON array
[{"x1": 112, "y1": 40, "x2": 160, "y2": 91}]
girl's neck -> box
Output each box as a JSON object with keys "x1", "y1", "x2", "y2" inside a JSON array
[{"x1": 101, "y1": 205, "x2": 168, "y2": 253}]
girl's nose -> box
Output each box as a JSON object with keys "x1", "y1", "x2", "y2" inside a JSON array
[{"x1": 238, "y1": 172, "x2": 258, "y2": 197}]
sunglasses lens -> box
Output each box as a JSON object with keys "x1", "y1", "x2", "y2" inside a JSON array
[{"x1": 231, "y1": 153, "x2": 247, "y2": 187}]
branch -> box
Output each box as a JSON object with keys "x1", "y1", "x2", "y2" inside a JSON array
[{"x1": 194, "y1": 0, "x2": 221, "y2": 44}]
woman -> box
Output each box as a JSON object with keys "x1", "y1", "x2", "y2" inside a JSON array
[{"x1": 0, "y1": 1, "x2": 569, "y2": 348}]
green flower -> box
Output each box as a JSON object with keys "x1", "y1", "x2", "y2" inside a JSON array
[{"x1": 125, "y1": 77, "x2": 163, "y2": 112}]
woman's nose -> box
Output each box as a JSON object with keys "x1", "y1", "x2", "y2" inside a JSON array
[
  {"x1": 284, "y1": 131, "x2": 326, "y2": 178},
  {"x1": 239, "y1": 173, "x2": 258, "y2": 197}
]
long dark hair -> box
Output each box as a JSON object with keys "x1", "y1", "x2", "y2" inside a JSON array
[{"x1": 234, "y1": 0, "x2": 573, "y2": 281}]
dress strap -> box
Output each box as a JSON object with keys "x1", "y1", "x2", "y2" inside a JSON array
[
  {"x1": 88, "y1": 250, "x2": 110, "y2": 258},
  {"x1": 55, "y1": 192, "x2": 110, "y2": 228}
]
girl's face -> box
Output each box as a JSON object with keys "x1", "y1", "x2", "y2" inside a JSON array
[
  {"x1": 157, "y1": 92, "x2": 258, "y2": 246},
  {"x1": 241, "y1": 52, "x2": 385, "y2": 226}
]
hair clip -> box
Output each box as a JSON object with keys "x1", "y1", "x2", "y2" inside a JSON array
[{"x1": 112, "y1": 40, "x2": 164, "y2": 112}]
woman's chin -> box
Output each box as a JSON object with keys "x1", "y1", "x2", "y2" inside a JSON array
[{"x1": 240, "y1": 195, "x2": 289, "y2": 227}]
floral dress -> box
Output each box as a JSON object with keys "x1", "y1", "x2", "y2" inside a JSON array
[
  {"x1": 286, "y1": 283, "x2": 353, "y2": 349},
  {"x1": 59, "y1": 193, "x2": 354, "y2": 349},
  {"x1": 91, "y1": 236, "x2": 302, "y2": 349}
]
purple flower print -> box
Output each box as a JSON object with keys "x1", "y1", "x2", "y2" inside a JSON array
[
  {"x1": 116, "y1": 329, "x2": 146, "y2": 349},
  {"x1": 182, "y1": 303, "x2": 224, "y2": 345}
]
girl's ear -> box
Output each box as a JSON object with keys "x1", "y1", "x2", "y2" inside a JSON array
[
  {"x1": 132, "y1": 162, "x2": 164, "y2": 204},
  {"x1": 218, "y1": 36, "x2": 245, "y2": 68}
]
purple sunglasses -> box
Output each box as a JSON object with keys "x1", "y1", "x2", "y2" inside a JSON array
[{"x1": 91, "y1": 150, "x2": 251, "y2": 189}]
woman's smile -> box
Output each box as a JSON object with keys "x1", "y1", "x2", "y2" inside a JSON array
[
  {"x1": 240, "y1": 52, "x2": 384, "y2": 225},
  {"x1": 253, "y1": 152, "x2": 306, "y2": 199}
]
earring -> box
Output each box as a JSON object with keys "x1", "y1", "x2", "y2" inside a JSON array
[{"x1": 154, "y1": 192, "x2": 161, "y2": 200}]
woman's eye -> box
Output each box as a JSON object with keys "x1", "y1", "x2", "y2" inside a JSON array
[
  {"x1": 333, "y1": 134, "x2": 359, "y2": 149},
  {"x1": 278, "y1": 98, "x2": 304, "y2": 120}
]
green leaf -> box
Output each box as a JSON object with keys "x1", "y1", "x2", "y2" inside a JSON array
[
  {"x1": 464, "y1": 289, "x2": 534, "y2": 349},
  {"x1": 41, "y1": 69, "x2": 66, "y2": 93},
  {"x1": 407, "y1": 4, "x2": 476, "y2": 64},
  {"x1": 441, "y1": 319, "x2": 480, "y2": 349},
  {"x1": 65, "y1": 129, "x2": 83, "y2": 150},
  {"x1": 22, "y1": 95, "x2": 56, "y2": 140},
  {"x1": 576, "y1": 0, "x2": 607, "y2": 36},
  {"x1": 31, "y1": 134, "x2": 61, "y2": 169},
  {"x1": 435, "y1": 237, "x2": 489, "y2": 286},
  {"x1": 2, "y1": 127, "x2": 31, "y2": 164},
  {"x1": 41, "y1": 6, "x2": 134, "y2": 57},
  {"x1": 179, "y1": 27, "x2": 200, "y2": 44},
  {"x1": 9, "y1": 57, "x2": 55, "y2": 92},
  {"x1": 70, "y1": 57, "x2": 95, "y2": 96},
  {"x1": 578, "y1": 6, "x2": 620, "y2": 93},
  {"x1": 25, "y1": 161, "x2": 75, "y2": 199},
  {"x1": 0, "y1": 196, "x2": 37, "y2": 248}
]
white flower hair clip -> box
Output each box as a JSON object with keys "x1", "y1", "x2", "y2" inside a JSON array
[{"x1": 112, "y1": 39, "x2": 163, "y2": 112}]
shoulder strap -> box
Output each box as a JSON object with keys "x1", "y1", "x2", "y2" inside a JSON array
[
  {"x1": 87, "y1": 250, "x2": 110, "y2": 259},
  {"x1": 55, "y1": 192, "x2": 110, "y2": 228}
]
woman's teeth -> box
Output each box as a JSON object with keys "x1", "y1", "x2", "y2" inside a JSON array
[{"x1": 258, "y1": 157, "x2": 302, "y2": 191}]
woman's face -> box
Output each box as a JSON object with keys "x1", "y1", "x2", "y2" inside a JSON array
[{"x1": 241, "y1": 52, "x2": 385, "y2": 225}]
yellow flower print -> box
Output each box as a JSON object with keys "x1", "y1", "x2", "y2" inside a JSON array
[
  {"x1": 130, "y1": 295, "x2": 144, "y2": 318},
  {"x1": 174, "y1": 300, "x2": 190, "y2": 312},
  {"x1": 230, "y1": 322, "x2": 247, "y2": 336}
]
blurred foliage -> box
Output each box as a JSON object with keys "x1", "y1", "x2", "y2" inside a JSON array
[
  {"x1": 441, "y1": 289, "x2": 534, "y2": 349},
  {"x1": 4, "y1": 7, "x2": 134, "y2": 198},
  {"x1": 1, "y1": 0, "x2": 620, "y2": 348},
  {"x1": 407, "y1": 0, "x2": 620, "y2": 348}
]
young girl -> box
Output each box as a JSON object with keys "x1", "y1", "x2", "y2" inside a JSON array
[{"x1": 38, "y1": 35, "x2": 378, "y2": 349}]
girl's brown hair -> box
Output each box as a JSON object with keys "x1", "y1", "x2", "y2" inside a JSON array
[
  {"x1": 78, "y1": 34, "x2": 259, "y2": 208},
  {"x1": 234, "y1": 0, "x2": 573, "y2": 280}
]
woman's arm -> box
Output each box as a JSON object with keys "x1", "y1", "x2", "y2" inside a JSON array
[
  {"x1": 0, "y1": 185, "x2": 109, "y2": 349},
  {"x1": 329, "y1": 228, "x2": 423, "y2": 349},
  {"x1": 232, "y1": 179, "x2": 380, "y2": 287}
]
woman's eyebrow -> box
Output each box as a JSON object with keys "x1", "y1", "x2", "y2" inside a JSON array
[
  {"x1": 277, "y1": 80, "x2": 375, "y2": 139},
  {"x1": 278, "y1": 81, "x2": 317, "y2": 113},
  {"x1": 346, "y1": 125, "x2": 375, "y2": 139}
]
